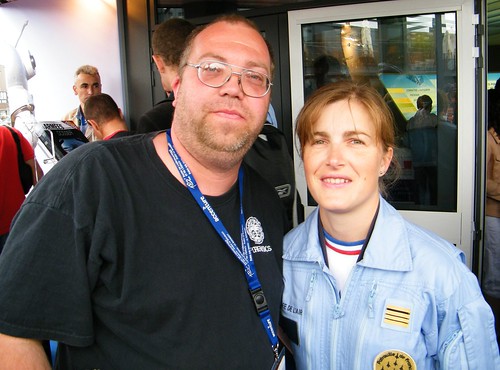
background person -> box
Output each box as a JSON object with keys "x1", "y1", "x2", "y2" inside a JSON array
[
  {"x1": 280, "y1": 81, "x2": 499, "y2": 369},
  {"x1": 304, "y1": 54, "x2": 346, "y2": 100},
  {"x1": 136, "y1": 18, "x2": 194, "y2": 134},
  {"x1": 0, "y1": 124, "x2": 42, "y2": 252},
  {"x1": 62, "y1": 65, "x2": 102, "y2": 141},
  {"x1": 0, "y1": 15, "x2": 286, "y2": 369},
  {"x1": 436, "y1": 90, "x2": 458, "y2": 210},
  {"x1": 84, "y1": 93, "x2": 129, "y2": 140},
  {"x1": 483, "y1": 87, "x2": 500, "y2": 346},
  {"x1": 405, "y1": 94, "x2": 439, "y2": 205}
]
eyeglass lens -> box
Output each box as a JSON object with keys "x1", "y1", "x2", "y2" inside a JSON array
[{"x1": 197, "y1": 61, "x2": 270, "y2": 97}]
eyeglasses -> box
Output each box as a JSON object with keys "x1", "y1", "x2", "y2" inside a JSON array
[{"x1": 186, "y1": 60, "x2": 272, "y2": 98}]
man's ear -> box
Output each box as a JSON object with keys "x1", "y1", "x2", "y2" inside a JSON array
[
  {"x1": 87, "y1": 119, "x2": 98, "y2": 131},
  {"x1": 152, "y1": 55, "x2": 165, "y2": 73},
  {"x1": 73, "y1": 85, "x2": 78, "y2": 95},
  {"x1": 171, "y1": 76, "x2": 181, "y2": 108},
  {"x1": 88, "y1": 119, "x2": 102, "y2": 139}
]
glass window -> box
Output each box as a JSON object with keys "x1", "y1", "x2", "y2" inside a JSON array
[{"x1": 301, "y1": 12, "x2": 458, "y2": 212}]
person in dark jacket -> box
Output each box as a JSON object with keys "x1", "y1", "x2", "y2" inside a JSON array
[{"x1": 136, "y1": 18, "x2": 194, "y2": 133}]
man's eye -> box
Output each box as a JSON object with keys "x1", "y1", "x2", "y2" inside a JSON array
[
  {"x1": 245, "y1": 72, "x2": 265, "y2": 85},
  {"x1": 312, "y1": 139, "x2": 326, "y2": 145},
  {"x1": 205, "y1": 63, "x2": 223, "y2": 72}
]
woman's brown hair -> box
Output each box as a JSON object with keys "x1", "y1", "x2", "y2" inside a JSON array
[{"x1": 295, "y1": 80, "x2": 399, "y2": 194}]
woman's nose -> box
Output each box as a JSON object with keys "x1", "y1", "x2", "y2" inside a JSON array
[{"x1": 326, "y1": 144, "x2": 344, "y2": 167}]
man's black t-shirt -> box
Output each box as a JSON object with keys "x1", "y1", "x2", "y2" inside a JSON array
[{"x1": 0, "y1": 133, "x2": 286, "y2": 369}]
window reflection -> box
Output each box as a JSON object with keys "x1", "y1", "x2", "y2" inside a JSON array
[{"x1": 302, "y1": 12, "x2": 458, "y2": 212}]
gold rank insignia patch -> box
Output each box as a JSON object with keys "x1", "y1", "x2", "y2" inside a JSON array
[
  {"x1": 373, "y1": 349, "x2": 416, "y2": 370},
  {"x1": 383, "y1": 304, "x2": 411, "y2": 328}
]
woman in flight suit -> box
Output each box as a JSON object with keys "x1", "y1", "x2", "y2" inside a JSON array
[{"x1": 280, "y1": 80, "x2": 499, "y2": 369}]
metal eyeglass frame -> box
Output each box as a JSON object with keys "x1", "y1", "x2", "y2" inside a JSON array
[{"x1": 185, "y1": 60, "x2": 272, "y2": 98}]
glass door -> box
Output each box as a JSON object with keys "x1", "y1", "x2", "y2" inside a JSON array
[{"x1": 288, "y1": 0, "x2": 477, "y2": 265}]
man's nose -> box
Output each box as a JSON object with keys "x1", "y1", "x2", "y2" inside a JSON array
[{"x1": 220, "y1": 72, "x2": 244, "y2": 98}]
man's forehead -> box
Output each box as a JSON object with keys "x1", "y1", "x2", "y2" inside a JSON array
[
  {"x1": 76, "y1": 73, "x2": 100, "y2": 83},
  {"x1": 200, "y1": 22, "x2": 262, "y2": 43},
  {"x1": 190, "y1": 22, "x2": 271, "y2": 68}
]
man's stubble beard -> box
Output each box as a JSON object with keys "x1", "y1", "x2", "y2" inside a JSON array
[
  {"x1": 191, "y1": 119, "x2": 260, "y2": 171},
  {"x1": 174, "y1": 94, "x2": 264, "y2": 171}
]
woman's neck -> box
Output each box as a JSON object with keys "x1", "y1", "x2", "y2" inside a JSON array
[{"x1": 319, "y1": 200, "x2": 379, "y2": 243}]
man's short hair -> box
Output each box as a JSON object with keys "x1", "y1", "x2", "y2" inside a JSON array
[
  {"x1": 152, "y1": 18, "x2": 194, "y2": 67},
  {"x1": 84, "y1": 93, "x2": 120, "y2": 124},
  {"x1": 74, "y1": 65, "x2": 100, "y2": 80},
  {"x1": 179, "y1": 14, "x2": 275, "y2": 78}
]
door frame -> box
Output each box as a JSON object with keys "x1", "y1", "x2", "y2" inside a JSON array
[{"x1": 288, "y1": 0, "x2": 477, "y2": 266}]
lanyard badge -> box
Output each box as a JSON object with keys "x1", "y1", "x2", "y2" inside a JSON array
[{"x1": 166, "y1": 131, "x2": 279, "y2": 360}]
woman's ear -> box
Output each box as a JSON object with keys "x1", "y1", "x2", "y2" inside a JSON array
[{"x1": 380, "y1": 147, "x2": 393, "y2": 175}]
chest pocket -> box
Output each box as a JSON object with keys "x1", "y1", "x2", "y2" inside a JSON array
[{"x1": 439, "y1": 330, "x2": 468, "y2": 369}]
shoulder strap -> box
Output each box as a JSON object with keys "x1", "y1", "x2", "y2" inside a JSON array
[{"x1": 5, "y1": 126, "x2": 26, "y2": 165}]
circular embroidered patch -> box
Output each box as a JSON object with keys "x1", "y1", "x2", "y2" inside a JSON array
[{"x1": 373, "y1": 349, "x2": 416, "y2": 370}]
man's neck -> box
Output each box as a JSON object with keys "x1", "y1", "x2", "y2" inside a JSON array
[
  {"x1": 153, "y1": 130, "x2": 240, "y2": 196},
  {"x1": 102, "y1": 119, "x2": 128, "y2": 139}
]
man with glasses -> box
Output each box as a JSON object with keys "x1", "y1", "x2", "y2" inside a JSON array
[
  {"x1": 186, "y1": 60, "x2": 272, "y2": 97},
  {"x1": 0, "y1": 15, "x2": 286, "y2": 369}
]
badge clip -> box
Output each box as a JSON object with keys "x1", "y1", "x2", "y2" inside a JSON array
[{"x1": 250, "y1": 287, "x2": 269, "y2": 315}]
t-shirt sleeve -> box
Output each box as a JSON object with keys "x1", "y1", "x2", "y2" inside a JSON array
[
  {"x1": 0, "y1": 146, "x2": 100, "y2": 346},
  {"x1": 0, "y1": 201, "x2": 95, "y2": 346}
]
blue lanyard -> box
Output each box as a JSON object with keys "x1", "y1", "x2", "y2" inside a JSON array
[
  {"x1": 166, "y1": 131, "x2": 279, "y2": 358},
  {"x1": 77, "y1": 106, "x2": 87, "y2": 133}
]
